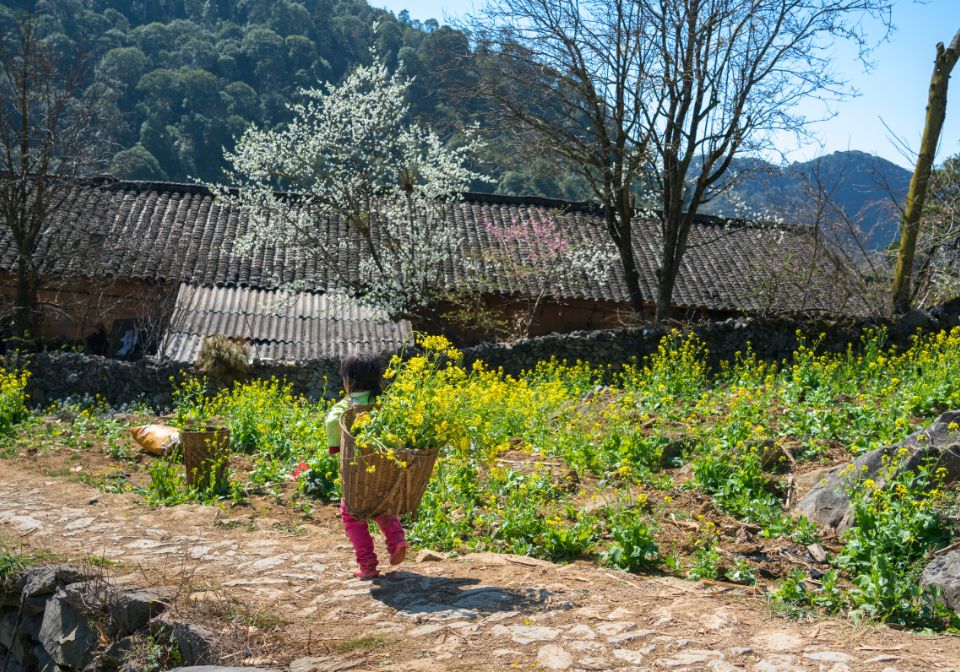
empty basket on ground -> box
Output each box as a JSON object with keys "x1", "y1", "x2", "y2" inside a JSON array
[
  {"x1": 180, "y1": 426, "x2": 230, "y2": 489},
  {"x1": 339, "y1": 405, "x2": 440, "y2": 519}
]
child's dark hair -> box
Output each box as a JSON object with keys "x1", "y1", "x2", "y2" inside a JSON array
[{"x1": 340, "y1": 352, "x2": 384, "y2": 399}]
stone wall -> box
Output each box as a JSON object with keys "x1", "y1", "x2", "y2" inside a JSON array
[
  {"x1": 463, "y1": 307, "x2": 959, "y2": 376},
  {"x1": 9, "y1": 302, "x2": 960, "y2": 410},
  {"x1": 6, "y1": 351, "x2": 342, "y2": 410}
]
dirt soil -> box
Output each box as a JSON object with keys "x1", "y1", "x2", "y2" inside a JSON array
[{"x1": 2, "y1": 461, "x2": 960, "y2": 672}]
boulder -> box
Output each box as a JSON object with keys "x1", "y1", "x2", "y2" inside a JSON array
[
  {"x1": 794, "y1": 411, "x2": 960, "y2": 531},
  {"x1": 33, "y1": 644, "x2": 56, "y2": 672},
  {"x1": 151, "y1": 615, "x2": 217, "y2": 666},
  {"x1": 107, "y1": 589, "x2": 171, "y2": 636},
  {"x1": 921, "y1": 547, "x2": 960, "y2": 611},
  {"x1": 0, "y1": 610, "x2": 17, "y2": 648},
  {"x1": 101, "y1": 636, "x2": 137, "y2": 669},
  {"x1": 0, "y1": 654, "x2": 26, "y2": 672},
  {"x1": 20, "y1": 565, "x2": 84, "y2": 599},
  {"x1": 38, "y1": 587, "x2": 99, "y2": 671}
]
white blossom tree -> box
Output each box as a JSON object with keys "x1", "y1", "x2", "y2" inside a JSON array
[{"x1": 211, "y1": 52, "x2": 486, "y2": 333}]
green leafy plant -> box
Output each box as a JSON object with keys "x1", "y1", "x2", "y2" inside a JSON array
[{"x1": 602, "y1": 509, "x2": 659, "y2": 572}]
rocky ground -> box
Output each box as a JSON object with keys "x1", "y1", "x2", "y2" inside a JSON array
[{"x1": 1, "y1": 463, "x2": 959, "y2": 671}]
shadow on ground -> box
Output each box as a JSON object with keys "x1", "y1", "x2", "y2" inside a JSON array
[{"x1": 368, "y1": 571, "x2": 551, "y2": 619}]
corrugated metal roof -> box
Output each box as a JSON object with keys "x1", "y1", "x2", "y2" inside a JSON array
[
  {"x1": 159, "y1": 284, "x2": 412, "y2": 363},
  {"x1": 0, "y1": 177, "x2": 863, "y2": 315}
]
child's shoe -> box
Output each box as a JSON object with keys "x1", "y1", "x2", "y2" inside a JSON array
[
  {"x1": 389, "y1": 541, "x2": 408, "y2": 566},
  {"x1": 354, "y1": 565, "x2": 379, "y2": 579}
]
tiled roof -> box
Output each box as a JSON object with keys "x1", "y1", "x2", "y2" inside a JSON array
[
  {"x1": 0, "y1": 177, "x2": 860, "y2": 315},
  {"x1": 159, "y1": 284, "x2": 412, "y2": 363}
]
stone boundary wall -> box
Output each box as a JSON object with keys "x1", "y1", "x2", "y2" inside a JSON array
[{"x1": 8, "y1": 304, "x2": 960, "y2": 410}]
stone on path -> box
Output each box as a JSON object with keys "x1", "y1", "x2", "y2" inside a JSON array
[
  {"x1": 804, "y1": 651, "x2": 852, "y2": 663},
  {"x1": 752, "y1": 654, "x2": 807, "y2": 672},
  {"x1": 564, "y1": 624, "x2": 597, "y2": 640},
  {"x1": 415, "y1": 549, "x2": 448, "y2": 563},
  {"x1": 536, "y1": 644, "x2": 573, "y2": 670},
  {"x1": 612, "y1": 648, "x2": 646, "y2": 665},
  {"x1": 407, "y1": 623, "x2": 445, "y2": 637},
  {"x1": 657, "y1": 649, "x2": 723, "y2": 668},
  {"x1": 490, "y1": 623, "x2": 560, "y2": 645},
  {"x1": 708, "y1": 661, "x2": 745, "y2": 672},
  {"x1": 752, "y1": 631, "x2": 804, "y2": 652}
]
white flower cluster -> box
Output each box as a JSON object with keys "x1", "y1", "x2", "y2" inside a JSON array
[{"x1": 209, "y1": 51, "x2": 485, "y2": 319}]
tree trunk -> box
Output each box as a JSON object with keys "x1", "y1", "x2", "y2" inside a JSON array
[
  {"x1": 605, "y1": 200, "x2": 646, "y2": 318},
  {"x1": 655, "y1": 222, "x2": 681, "y2": 324},
  {"x1": 616, "y1": 237, "x2": 646, "y2": 317},
  {"x1": 13, "y1": 254, "x2": 39, "y2": 341},
  {"x1": 891, "y1": 28, "x2": 960, "y2": 314}
]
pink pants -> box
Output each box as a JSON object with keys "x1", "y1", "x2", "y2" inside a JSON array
[{"x1": 340, "y1": 501, "x2": 406, "y2": 572}]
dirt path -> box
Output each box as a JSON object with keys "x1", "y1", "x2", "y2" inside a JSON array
[{"x1": 0, "y1": 462, "x2": 958, "y2": 672}]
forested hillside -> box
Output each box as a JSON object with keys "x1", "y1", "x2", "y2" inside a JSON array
[{"x1": 0, "y1": 0, "x2": 587, "y2": 194}]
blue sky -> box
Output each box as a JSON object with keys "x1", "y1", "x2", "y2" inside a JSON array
[{"x1": 374, "y1": 0, "x2": 960, "y2": 170}]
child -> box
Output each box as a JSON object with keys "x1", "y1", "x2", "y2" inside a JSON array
[{"x1": 325, "y1": 353, "x2": 408, "y2": 579}]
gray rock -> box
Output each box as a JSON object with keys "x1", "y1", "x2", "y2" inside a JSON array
[
  {"x1": 19, "y1": 595, "x2": 49, "y2": 616},
  {"x1": 39, "y1": 587, "x2": 99, "y2": 671},
  {"x1": 0, "y1": 611, "x2": 17, "y2": 648},
  {"x1": 108, "y1": 589, "x2": 170, "y2": 636},
  {"x1": 921, "y1": 547, "x2": 960, "y2": 610},
  {"x1": 896, "y1": 309, "x2": 935, "y2": 332},
  {"x1": 21, "y1": 565, "x2": 84, "y2": 598},
  {"x1": 151, "y1": 615, "x2": 216, "y2": 666},
  {"x1": 794, "y1": 411, "x2": 960, "y2": 531},
  {"x1": 33, "y1": 644, "x2": 56, "y2": 672},
  {"x1": 0, "y1": 654, "x2": 26, "y2": 672},
  {"x1": 101, "y1": 635, "x2": 137, "y2": 668}
]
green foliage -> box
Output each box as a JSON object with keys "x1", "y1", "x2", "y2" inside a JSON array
[
  {"x1": 0, "y1": 547, "x2": 32, "y2": 580},
  {"x1": 146, "y1": 377, "x2": 330, "y2": 505},
  {"x1": 0, "y1": 369, "x2": 29, "y2": 434},
  {"x1": 687, "y1": 546, "x2": 721, "y2": 580},
  {"x1": 172, "y1": 377, "x2": 217, "y2": 429},
  {"x1": 602, "y1": 509, "x2": 660, "y2": 573},
  {"x1": 771, "y1": 453, "x2": 958, "y2": 629},
  {"x1": 9, "y1": 0, "x2": 556, "y2": 193}
]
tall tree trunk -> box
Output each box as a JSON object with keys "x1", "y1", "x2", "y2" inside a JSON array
[
  {"x1": 891, "y1": 28, "x2": 960, "y2": 314},
  {"x1": 13, "y1": 253, "x2": 38, "y2": 340},
  {"x1": 655, "y1": 217, "x2": 681, "y2": 324},
  {"x1": 606, "y1": 205, "x2": 646, "y2": 317}
]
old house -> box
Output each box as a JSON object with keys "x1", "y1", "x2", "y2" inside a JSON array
[{"x1": 0, "y1": 177, "x2": 863, "y2": 361}]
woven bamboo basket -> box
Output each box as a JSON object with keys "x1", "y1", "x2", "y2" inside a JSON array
[
  {"x1": 181, "y1": 426, "x2": 230, "y2": 489},
  {"x1": 339, "y1": 405, "x2": 440, "y2": 519}
]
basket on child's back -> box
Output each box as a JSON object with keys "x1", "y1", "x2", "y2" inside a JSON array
[{"x1": 339, "y1": 404, "x2": 440, "y2": 519}]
